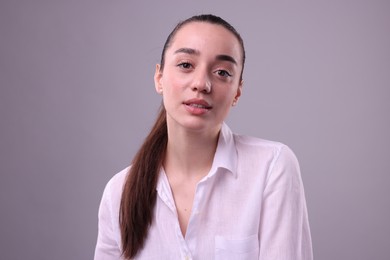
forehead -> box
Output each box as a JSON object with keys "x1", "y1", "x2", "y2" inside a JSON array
[{"x1": 167, "y1": 22, "x2": 242, "y2": 62}]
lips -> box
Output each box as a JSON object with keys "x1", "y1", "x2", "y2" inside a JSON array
[
  {"x1": 183, "y1": 99, "x2": 212, "y2": 109},
  {"x1": 183, "y1": 98, "x2": 212, "y2": 115}
]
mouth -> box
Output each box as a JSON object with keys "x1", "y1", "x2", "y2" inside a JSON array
[
  {"x1": 183, "y1": 99, "x2": 212, "y2": 110},
  {"x1": 186, "y1": 103, "x2": 211, "y2": 109}
]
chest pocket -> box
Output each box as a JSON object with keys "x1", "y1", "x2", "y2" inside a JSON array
[{"x1": 215, "y1": 234, "x2": 259, "y2": 260}]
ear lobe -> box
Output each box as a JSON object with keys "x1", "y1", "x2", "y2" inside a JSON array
[{"x1": 154, "y1": 64, "x2": 163, "y2": 94}]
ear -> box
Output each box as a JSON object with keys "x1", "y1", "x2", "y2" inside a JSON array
[
  {"x1": 232, "y1": 80, "x2": 243, "y2": 106},
  {"x1": 154, "y1": 64, "x2": 163, "y2": 94}
]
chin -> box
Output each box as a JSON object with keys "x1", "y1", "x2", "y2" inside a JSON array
[
  {"x1": 181, "y1": 118, "x2": 222, "y2": 134},
  {"x1": 166, "y1": 112, "x2": 221, "y2": 134},
  {"x1": 182, "y1": 120, "x2": 210, "y2": 131}
]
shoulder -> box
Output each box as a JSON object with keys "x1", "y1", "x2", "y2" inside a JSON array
[
  {"x1": 236, "y1": 135, "x2": 302, "y2": 190},
  {"x1": 101, "y1": 167, "x2": 130, "y2": 203},
  {"x1": 96, "y1": 167, "x2": 130, "y2": 252},
  {"x1": 233, "y1": 134, "x2": 283, "y2": 148},
  {"x1": 233, "y1": 133, "x2": 294, "y2": 159},
  {"x1": 106, "y1": 167, "x2": 129, "y2": 189},
  {"x1": 232, "y1": 133, "x2": 300, "y2": 179},
  {"x1": 220, "y1": 124, "x2": 299, "y2": 173}
]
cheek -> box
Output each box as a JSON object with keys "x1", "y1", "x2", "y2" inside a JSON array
[
  {"x1": 161, "y1": 74, "x2": 187, "y2": 104},
  {"x1": 214, "y1": 88, "x2": 236, "y2": 104},
  {"x1": 162, "y1": 71, "x2": 189, "y2": 90}
]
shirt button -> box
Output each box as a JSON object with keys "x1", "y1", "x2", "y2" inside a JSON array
[{"x1": 184, "y1": 256, "x2": 190, "y2": 260}]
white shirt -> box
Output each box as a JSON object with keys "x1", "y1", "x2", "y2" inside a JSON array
[{"x1": 94, "y1": 123, "x2": 313, "y2": 260}]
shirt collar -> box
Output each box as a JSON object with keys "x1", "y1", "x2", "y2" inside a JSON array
[
  {"x1": 157, "y1": 122, "x2": 238, "y2": 195},
  {"x1": 208, "y1": 122, "x2": 238, "y2": 178}
]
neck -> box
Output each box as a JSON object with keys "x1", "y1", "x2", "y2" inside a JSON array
[{"x1": 164, "y1": 124, "x2": 220, "y2": 179}]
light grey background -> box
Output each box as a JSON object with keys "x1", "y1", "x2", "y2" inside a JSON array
[{"x1": 1, "y1": 1, "x2": 389, "y2": 259}]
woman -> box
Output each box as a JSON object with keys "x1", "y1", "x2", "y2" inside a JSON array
[{"x1": 95, "y1": 14, "x2": 313, "y2": 260}]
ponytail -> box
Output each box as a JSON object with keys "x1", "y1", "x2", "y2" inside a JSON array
[
  {"x1": 119, "y1": 105, "x2": 167, "y2": 259},
  {"x1": 118, "y1": 13, "x2": 245, "y2": 259}
]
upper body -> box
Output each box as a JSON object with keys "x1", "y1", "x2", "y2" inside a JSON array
[
  {"x1": 95, "y1": 14, "x2": 313, "y2": 260},
  {"x1": 94, "y1": 124, "x2": 313, "y2": 260}
]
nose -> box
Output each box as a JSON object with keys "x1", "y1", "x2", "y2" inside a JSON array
[{"x1": 191, "y1": 69, "x2": 211, "y2": 94}]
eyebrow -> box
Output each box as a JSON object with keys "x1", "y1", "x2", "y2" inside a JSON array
[
  {"x1": 174, "y1": 48, "x2": 238, "y2": 65},
  {"x1": 216, "y1": 54, "x2": 237, "y2": 65},
  {"x1": 174, "y1": 48, "x2": 199, "y2": 55}
]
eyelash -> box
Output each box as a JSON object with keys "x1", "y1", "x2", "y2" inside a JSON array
[
  {"x1": 216, "y1": 70, "x2": 232, "y2": 78},
  {"x1": 177, "y1": 62, "x2": 192, "y2": 69},
  {"x1": 177, "y1": 62, "x2": 233, "y2": 78}
]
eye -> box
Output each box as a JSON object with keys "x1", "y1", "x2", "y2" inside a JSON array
[
  {"x1": 177, "y1": 62, "x2": 192, "y2": 69},
  {"x1": 216, "y1": 70, "x2": 232, "y2": 78}
]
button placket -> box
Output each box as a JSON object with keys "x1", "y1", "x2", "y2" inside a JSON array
[
  {"x1": 184, "y1": 178, "x2": 211, "y2": 258},
  {"x1": 176, "y1": 224, "x2": 192, "y2": 260}
]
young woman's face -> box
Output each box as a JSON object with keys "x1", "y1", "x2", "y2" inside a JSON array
[{"x1": 155, "y1": 22, "x2": 243, "y2": 135}]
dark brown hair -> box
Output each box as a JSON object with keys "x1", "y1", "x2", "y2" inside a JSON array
[{"x1": 119, "y1": 14, "x2": 245, "y2": 259}]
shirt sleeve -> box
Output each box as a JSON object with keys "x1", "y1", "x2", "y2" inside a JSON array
[
  {"x1": 259, "y1": 145, "x2": 313, "y2": 260},
  {"x1": 94, "y1": 179, "x2": 123, "y2": 260}
]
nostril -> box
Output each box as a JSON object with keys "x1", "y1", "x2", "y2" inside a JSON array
[{"x1": 191, "y1": 78, "x2": 211, "y2": 93}]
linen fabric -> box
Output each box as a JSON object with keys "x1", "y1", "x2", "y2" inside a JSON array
[{"x1": 94, "y1": 123, "x2": 313, "y2": 260}]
